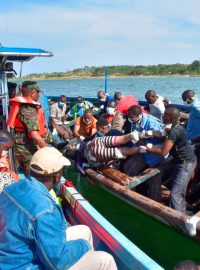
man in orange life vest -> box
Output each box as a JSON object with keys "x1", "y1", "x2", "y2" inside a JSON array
[{"x1": 7, "y1": 81, "x2": 53, "y2": 174}]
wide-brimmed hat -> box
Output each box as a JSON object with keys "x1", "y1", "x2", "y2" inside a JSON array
[{"x1": 30, "y1": 147, "x2": 71, "y2": 175}]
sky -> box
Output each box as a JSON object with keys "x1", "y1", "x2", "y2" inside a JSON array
[{"x1": 1, "y1": 0, "x2": 200, "y2": 75}]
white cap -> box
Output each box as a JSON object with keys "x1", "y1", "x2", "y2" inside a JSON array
[{"x1": 30, "y1": 147, "x2": 71, "y2": 175}]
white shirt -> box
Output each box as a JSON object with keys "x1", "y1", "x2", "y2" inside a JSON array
[
  {"x1": 50, "y1": 102, "x2": 67, "y2": 125},
  {"x1": 149, "y1": 95, "x2": 165, "y2": 120}
]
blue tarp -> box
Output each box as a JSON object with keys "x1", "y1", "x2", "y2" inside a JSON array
[{"x1": 0, "y1": 46, "x2": 53, "y2": 61}]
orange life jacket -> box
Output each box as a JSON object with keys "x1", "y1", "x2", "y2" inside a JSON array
[
  {"x1": 0, "y1": 167, "x2": 19, "y2": 181},
  {"x1": 7, "y1": 96, "x2": 47, "y2": 136}
]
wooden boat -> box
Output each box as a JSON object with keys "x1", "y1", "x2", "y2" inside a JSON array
[
  {"x1": 46, "y1": 94, "x2": 200, "y2": 269},
  {"x1": 0, "y1": 45, "x2": 164, "y2": 270}
]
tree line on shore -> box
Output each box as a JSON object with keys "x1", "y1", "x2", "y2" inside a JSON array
[{"x1": 24, "y1": 60, "x2": 200, "y2": 79}]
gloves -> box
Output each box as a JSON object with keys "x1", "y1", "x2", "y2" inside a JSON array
[
  {"x1": 139, "y1": 146, "x2": 147, "y2": 153},
  {"x1": 130, "y1": 131, "x2": 140, "y2": 144},
  {"x1": 139, "y1": 130, "x2": 153, "y2": 139},
  {"x1": 146, "y1": 143, "x2": 153, "y2": 149},
  {"x1": 79, "y1": 136, "x2": 85, "y2": 141},
  {"x1": 52, "y1": 128, "x2": 58, "y2": 136},
  {"x1": 139, "y1": 143, "x2": 153, "y2": 153},
  {"x1": 160, "y1": 130, "x2": 166, "y2": 137},
  {"x1": 115, "y1": 148, "x2": 126, "y2": 159}
]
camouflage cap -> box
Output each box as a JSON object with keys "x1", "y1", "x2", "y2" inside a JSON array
[{"x1": 22, "y1": 81, "x2": 41, "y2": 91}]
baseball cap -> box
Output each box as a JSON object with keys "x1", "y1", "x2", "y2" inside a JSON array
[{"x1": 30, "y1": 147, "x2": 71, "y2": 175}]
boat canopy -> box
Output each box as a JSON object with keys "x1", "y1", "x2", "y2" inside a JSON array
[{"x1": 0, "y1": 45, "x2": 53, "y2": 62}]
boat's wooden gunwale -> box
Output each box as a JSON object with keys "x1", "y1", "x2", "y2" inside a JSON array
[{"x1": 85, "y1": 168, "x2": 200, "y2": 242}]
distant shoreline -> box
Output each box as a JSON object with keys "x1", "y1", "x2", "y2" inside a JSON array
[{"x1": 17, "y1": 74, "x2": 200, "y2": 81}]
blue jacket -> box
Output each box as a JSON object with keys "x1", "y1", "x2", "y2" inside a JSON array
[
  {"x1": 131, "y1": 113, "x2": 164, "y2": 166},
  {"x1": 0, "y1": 177, "x2": 90, "y2": 270},
  {"x1": 187, "y1": 98, "x2": 200, "y2": 139}
]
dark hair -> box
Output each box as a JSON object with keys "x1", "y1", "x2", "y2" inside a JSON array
[
  {"x1": 107, "y1": 100, "x2": 117, "y2": 108},
  {"x1": 97, "y1": 90, "x2": 105, "y2": 98},
  {"x1": 182, "y1": 90, "x2": 195, "y2": 100},
  {"x1": 22, "y1": 81, "x2": 37, "y2": 89},
  {"x1": 96, "y1": 118, "x2": 109, "y2": 127},
  {"x1": 145, "y1": 90, "x2": 156, "y2": 99},
  {"x1": 84, "y1": 108, "x2": 93, "y2": 115},
  {"x1": 128, "y1": 105, "x2": 142, "y2": 116},
  {"x1": 77, "y1": 96, "x2": 83, "y2": 102},
  {"x1": 60, "y1": 95, "x2": 67, "y2": 100},
  {"x1": 165, "y1": 106, "x2": 180, "y2": 120},
  {"x1": 114, "y1": 91, "x2": 122, "y2": 101}
]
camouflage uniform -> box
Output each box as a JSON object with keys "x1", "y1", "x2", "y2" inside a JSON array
[{"x1": 13, "y1": 105, "x2": 53, "y2": 174}]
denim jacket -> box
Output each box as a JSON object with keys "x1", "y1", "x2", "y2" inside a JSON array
[{"x1": 0, "y1": 177, "x2": 90, "y2": 270}]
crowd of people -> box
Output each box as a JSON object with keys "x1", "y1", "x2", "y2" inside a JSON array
[{"x1": 1, "y1": 79, "x2": 200, "y2": 268}]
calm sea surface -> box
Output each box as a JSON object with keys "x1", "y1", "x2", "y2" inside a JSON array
[{"x1": 37, "y1": 76, "x2": 200, "y2": 103}]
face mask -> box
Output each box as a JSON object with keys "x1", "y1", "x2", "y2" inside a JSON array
[
  {"x1": 96, "y1": 130, "x2": 105, "y2": 137},
  {"x1": 128, "y1": 118, "x2": 134, "y2": 123},
  {"x1": 99, "y1": 98, "x2": 106, "y2": 102},
  {"x1": 78, "y1": 102, "x2": 84, "y2": 107},
  {"x1": 83, "y1": 118, "x2": 91, "y2": 125},
  {"x1": 106, "y1": 107, "x2": 115, "y2": 115},
  {"x1": 183, "y1": 96, "x2": 196, "y2": 106},
  {"x1": 128, "y1": 116, "x2": 141, "y2": 123},
  {"x1": 58, "y1": 101, "x2": 65, "y2": 108}
]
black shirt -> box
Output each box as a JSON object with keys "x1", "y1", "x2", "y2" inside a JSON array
[{"x1": 166, "y1": 122, "x2": 195, "y2": 163}]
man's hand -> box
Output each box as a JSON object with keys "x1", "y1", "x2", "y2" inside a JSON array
[{"x1": 139, "y1": 130, "x2": 153, "y2": 139}]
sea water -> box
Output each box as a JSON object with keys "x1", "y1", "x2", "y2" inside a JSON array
[{"x1": 38, "y1": 76, "x2": 200, "y2": 103}]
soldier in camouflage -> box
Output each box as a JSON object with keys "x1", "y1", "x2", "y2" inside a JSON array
[{"x1": 8, "y1": 81, "x2": 53, "y2": 174}]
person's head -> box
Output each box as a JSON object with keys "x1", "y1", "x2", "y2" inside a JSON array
[
  {"x1": 0, "y1": 129, "x2": 15, "y2": 151},
  {"x1": 96, "y1": 118, "x2": 110, "y2": 137},
  {"x1": 162, "y1": 106, "x2": 180, "y2": 125},
  {"x1": 97, "y1": 91, "x2": 106, "y2": 102},
  {"x1": 127, "y1": 105, "x2": 143, "y2": 124},
  {"x1": 145, "y1": 90, "x2": 157, "y2": 104},
  {"x1": 29, "y1": 147, "x2": 71, "y2": 190},
  {"x1": 106, "y1": 100, "x2": 117, "y2": 115},
  {"x1": 114, "y1": 91, "x2": 122, "y2": 103},
  {"x1": 82, "y1": 109, "x2": 93, "y2": 125},
  {"x1": 173, "y1": 260, "x2": 198, "y2": 270},
  {"x1": 182, "y1": 90, "x2": 196, "y2": 105},
  {"x1": 58, "y1": 95, "x2": 67, "y2": 108},
  {"x1": 21, "y1": 81, "x2": 41, "y2": 102},
  {"x1": 76, "y1": 96, "x2": 84, "y2": 107},
  {"x1": 7, "y1": 82, "x2": 17, "y2": 99}
]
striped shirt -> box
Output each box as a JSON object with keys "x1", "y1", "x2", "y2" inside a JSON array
[{"x1": 88, "y1": 136, "x2": 118, "y2": 162}]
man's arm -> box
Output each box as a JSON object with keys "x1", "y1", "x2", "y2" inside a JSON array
[
  {"x1": 144, "y1": 139, "x2": 173, "y2": 157},
  {"x1": 19, "y1": 106, "x2": 47, "y2": 148},
  {"x1": 73, "y1": 118, "x2": 81, "y2": 138},
  {"x1": 29, "y1": 131, "x2": 47, "y2": 148},
  {"x1": 35, "y1": 208, "x2": 90, "y2": 269}
]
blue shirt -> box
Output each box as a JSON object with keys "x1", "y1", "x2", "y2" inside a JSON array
[
  {"x1": 187, "y1": 98, "x2": 200, "y2": 139},
  {"x1": 68, "y1": 101, "x2": 93, "y2": 118},
  {"x1": 131, "y1": 113, "x2": 164, "y2": 166},
  {"x1": 0, "y1": 177, "x2": 90, "y2": 270}
]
